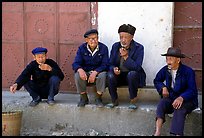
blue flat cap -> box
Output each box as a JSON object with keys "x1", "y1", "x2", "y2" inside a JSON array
[
  {"x1": 32, "y1": 47, "x2": 48, "y2": 55},
  {"x1": 84, "y1": 29, "x2": 98, "y2": 38}
]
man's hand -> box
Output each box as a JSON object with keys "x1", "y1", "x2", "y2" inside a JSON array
[
  {"x1": 113, "y1": 67, "x2": 120, "y2": 75},
  {"x1": 172, "y1": 96, "x2": 184, "y2": 109},
  {"x1": 162, "y1": 87, "x2": 169, "y2": 98},
  {"x1": 119, "y1": 47, "x2": 128, "y2": 60},
  {"x1": 78, "y1": 68, "x2": 87, "y2": 81},
  {"x1": 39, "y1": 64, "x2": 52, "y2": 71},
  {"x1": 10, "y1": 83, "x2": 18, "y2": 93},
  {"x1": 88, "y1": 71, "x2": 98, "y2": 83}
]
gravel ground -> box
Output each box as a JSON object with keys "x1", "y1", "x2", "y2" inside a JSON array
[{"x1": 20, "y1": 126, "x2": 137, "y2": 136}]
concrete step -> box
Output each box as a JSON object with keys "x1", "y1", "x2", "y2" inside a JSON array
[{"x1": 2, "y1": 90, "x2": 202, "y2": 136}]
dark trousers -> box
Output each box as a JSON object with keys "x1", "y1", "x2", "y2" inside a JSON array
[
  {"x1": 107, "y1": 71, "x2": 140, "y2": 101},
  {"x1": 24, "y1": 76, "x2": 61, "y2": 101},
  {"x1": 156, "y1": 97, "x2": 196, "y2": 136}
]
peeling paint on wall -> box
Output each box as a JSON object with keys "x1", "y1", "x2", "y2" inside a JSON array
[{"x1": 91, "y1": 2, "x2": 97, "y2": 28}]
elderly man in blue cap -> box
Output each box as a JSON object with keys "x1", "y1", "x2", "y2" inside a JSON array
[
  {"x1": 106, "y1": 24, "x2": 146, "y2": 109},
  {"x1": 153, "y1": 47, "x2": 198, "y2": 136},
  {"x1": 10, "y1": 47, "x2": 64, "y2": 106},
  {"x1": 72, "y1": 29, "x2": 109, "y2": 107}
]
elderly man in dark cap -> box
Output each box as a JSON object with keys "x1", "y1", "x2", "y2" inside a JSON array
[
  {"x1": 153, "y1": 47, "x2": 198, "y2": 136},
  {"x1": 10, "y1": 47, "x2": 64, "y2": 106},
  {"x1": 72, "y1": 29, "x2": 109, "y2": 107},
  {"x1": 106, "y1": 24, "x2": 146, "y2": 109}
]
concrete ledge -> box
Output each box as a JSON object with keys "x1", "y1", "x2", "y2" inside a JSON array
[{"x1": 2, "y1": 90, "x2": 202, "y2": 136}]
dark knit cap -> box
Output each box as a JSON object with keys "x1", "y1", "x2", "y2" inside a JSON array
[{"x1": 118, "y1": 24, "x2": 136, "y2": 35}]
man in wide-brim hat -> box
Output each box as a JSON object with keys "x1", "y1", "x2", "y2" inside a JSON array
[
  {"x1": 161, "y1": 47, "x2": 186, "y2": 58},
  {"x1": 153, "y1": 47, "x2": 198, "y2": 136}
]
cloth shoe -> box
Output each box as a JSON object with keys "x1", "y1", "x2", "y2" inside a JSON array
[
  {"x1": 95, "y1": 97, "x2": 104, "y2": 107},
  {"x1": 77, "y1": 93, "x2": 89, "y2": 107},
  {"x1": 106, "y1": 99, "x2": 119, "y2": 108},
  {"x1": 128, "y1": 97, "x2": 138, "y2": 110},
  {"x1": 47, "y1": 99, "x2": 55, "y2": 105},
  {"x1": 128, "y1": 104, "x2": 137, "y2": 110},
  {"x1": 29, "y1": 96, "x2": 41, "y2": 107},
  {"x1": 95, "y1": 92, "x2": 104, "y2": 107}
]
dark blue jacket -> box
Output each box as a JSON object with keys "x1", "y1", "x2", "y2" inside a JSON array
[
  {"x1": 109, "y1": 40, "x2": 146, "y2": 87},
  {"x1": 15, "y1": 59, "x2": 64, "y2": 90},
  {"x1": 154, "y1": 63, "x2": 198, "y2": 107},
  {"x1": 72, "y1": 42, "x2": 109, "y2": 73}
]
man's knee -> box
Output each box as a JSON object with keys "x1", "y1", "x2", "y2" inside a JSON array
[
  {"x1": 24, "y1": 80, "x2": 33, "y2": 90},
  {"x1": 49, "y1": 76, "x2": 61, "y2": 84},
  {"x1": 127, "y1": 71, "x2": 138, "y2": 79},
  {"x1": 107, "y1": 71, "x2": 115, "y2": 80},
  {"x1": 74, "y1": 72, "x2": 80, "y2": 78},
  {"x1": 97, "y1": 71, "x2": 107, "y2": 79}
]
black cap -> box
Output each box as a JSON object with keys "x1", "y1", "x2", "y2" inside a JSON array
[
  {"x1": 84, "y1": 29, "x2": 98, "y2": 38},
  {"x1": 118, "y1": 24, "x2": 136, "y2": 35}
]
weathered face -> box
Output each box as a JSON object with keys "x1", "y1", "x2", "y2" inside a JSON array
[
  {"x1": 166, "y1": 56, "x2": 180, "y2": 70},
  {"x1": 119, "y1": 32, "x2": 133, "y2": 48},
  {"x1": 85, "y1": 33, "x2": 98, "y2": 49},
  {"x1": 33, "y1": 53, "x2": 47, "y2": 64}
]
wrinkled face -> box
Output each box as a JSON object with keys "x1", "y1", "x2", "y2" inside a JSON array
[
  {"x1": 166, "y1": 56, "x2": 180, "y2": 70},
  {"x1": 85, "y1": 33, "x2": 98, "y2": 49},
  {"x1": 33, "y1": 53, "x2": 47, "y2": 64},
  {"x1": 119, "y1": 32, "x2": 133, "y2": 48}
]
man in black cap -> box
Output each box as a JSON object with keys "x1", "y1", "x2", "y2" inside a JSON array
[
  {"x1": 106, "y1": 24, "x2": 146, "y2": 109},
  {"x1": 72, "y1": 29, "x2": 109, "y2": 107},
  {"x1": 10, "y1": 47, "x2": 64, "y2": 106},
  {"x1": 153, "y1": 47, "x2": 198, "y2": 136}
]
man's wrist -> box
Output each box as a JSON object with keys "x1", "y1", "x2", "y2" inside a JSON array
[
  {"x1": 93, "y1": 70, "x2": 98, "y2": 75},
  {"x1": 123, "y1": 55, "x2": 128, "y2": 60}
]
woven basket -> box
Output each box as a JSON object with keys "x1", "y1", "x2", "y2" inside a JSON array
[{"x1": 2, "y1": 111, "x2": 23, "y2": 136}]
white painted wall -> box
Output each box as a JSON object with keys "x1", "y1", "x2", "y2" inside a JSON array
[{"x1": 98, "y1": 2, "x2": 174, "y2": 86}]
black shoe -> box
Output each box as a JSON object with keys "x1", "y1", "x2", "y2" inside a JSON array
[
  {"x1": 47, "y1": 100, "x2": 55, "y2": 105},
  {"x1": 29, "y1": 100, "x2": 41, "y2": 107},
  {"x1": 77, "y1": 93, "x2": 89, "y2": 107},
  {"x1": 77, "y1": 99, "x2": 89, "y2": 107},
  {"x1": 95, "y1": 98, "x2": 104, "y2": 108},
  {"x1": 29, "y1": 96, "x2": 41, "y2": 107}
]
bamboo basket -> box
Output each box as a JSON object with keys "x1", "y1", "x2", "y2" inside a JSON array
[{"x1": 2, "y1": 110, "x2": 23, "y2": 136}]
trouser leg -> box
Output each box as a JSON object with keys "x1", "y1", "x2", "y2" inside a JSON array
[
  {"x1": 170, "y1": 101, "x2": 196, "y2": 136},
  {"x1": 127, "y1": 71, "x2": 139, "y2": 99},
  {"x1": 24, "y1": 80, "x2": 41, "y2": 101},
  {"x1": 47, "y1": 76, "x2": 61, "y2": 101},
  {"x1": 156, "y1": 98, "x2": 174, "y2": 123},
  {"x1": 74, "y1": 72, "x2": 87, "y2": 93},
  {"x1": 95, "y1": 71, "x2": 107, "y2": 94},
  {"x1": 74, "y1": 72, "x2": 89, "y2": 107},
  {"x1": 170, "y1": 108, "x2": 186, "y2": 136},
  {"x1": 107, "y1": 71, "x2": 118, "y2": 101},
  {"x1": 94, "y1": 72, "x2": 106, "y2": 107}
]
